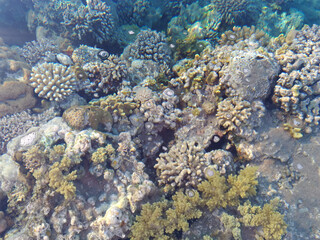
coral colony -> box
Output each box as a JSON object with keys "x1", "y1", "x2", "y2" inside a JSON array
[{"x1": 1, "y1": 0, "x2": 320, "y2": 239}]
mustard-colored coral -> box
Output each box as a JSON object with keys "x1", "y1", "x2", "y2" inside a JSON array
[
  {"x1": 198, "y1": 166, "x2": 258, "y2": 210},
  {"x1": 226, "y1": 166, "x2": 258, "y2": 206},
  {"x1": 220, "y1": 213, "x2": 242, "y2": 240},
  {"x1": 130, "y1": 200, "x2": 170, "y2": 240},
  {"x1": 165, "y1": 191, "x2": 202, "y2": 233},
  {"x1": 90, "y1": 94, "x2": 138, "y2": 117},
  {"x1": 197, "y1": 169, "x2": 229, "y2": 210},
  {"x1": 91, "y1": 144, "x2": 115, "y2": 164},
  {"x1": 131, "y1": 191, "x2": 202, "y2": 240},
  {"x1": 48, "y1": 156, "x2": 77, "y2": 201},
  {"x1": 238, "y1": 198, "x2": 287, "y2": 240}
]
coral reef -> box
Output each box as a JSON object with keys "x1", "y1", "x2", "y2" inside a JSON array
[
  {"x1": 122, "y1": 29, "x2": 172, "y2": 66},
  {"x1": 29, "y1": 62, "x2": 79, "y2": 101},
  {"x1": 83, "y1": 54, "x2": 128, "y2": 97},
  {"x1": 212, "y1": 0, "x2": 253, "y2": 24}
]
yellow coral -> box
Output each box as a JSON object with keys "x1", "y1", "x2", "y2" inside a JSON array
[
  {"x1": 91, "y1": 144, "x2": 115, "y2": 164},
  {"x1": 238, "y1": 198, "x2": 287, "y2": 240},
  {"x1": 165, "y1": 191, "x2": 202, "y2": 233},
  {"x1": 226, "y1": 166, "x2": 258, "y2": 206},
  {"x1": 130, "y1": 200, "x2": 169, "y2": 240},
  {"x1": 48, "y1": 156, "x2": 77, "y2": 201},
  {"x1": 198, "y1": 170, "x2": 229, "y2": 210}
]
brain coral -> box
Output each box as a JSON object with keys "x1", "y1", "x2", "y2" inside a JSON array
[{"x1": 29, "y1": 62, "x2": 78, "y2": 101}]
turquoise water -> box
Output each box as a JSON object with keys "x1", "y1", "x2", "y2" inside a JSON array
[{"x1": 0, "y1": 0, "x2": 320, "y2": 239}]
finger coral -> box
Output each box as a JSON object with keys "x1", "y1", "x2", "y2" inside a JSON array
[{"x1": 29, "y1": 62, "x2": 78, "y2": 101}]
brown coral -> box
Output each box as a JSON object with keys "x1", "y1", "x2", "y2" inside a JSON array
[
  {"x1": 63, "y1": 105, "x2": 113, "y2": 131},
  {"x1": 155, "y1": 139, "x2": 214, "y2": 191}
]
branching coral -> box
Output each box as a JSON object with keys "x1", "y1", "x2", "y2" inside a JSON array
[
  {"x1": 48, "y1": 155, "x2": 77, "y2": 201},
  {"x1": 216, "y1": 97, "x2": 252, "y2": 133},
  {"x1": 155, "y1": 140, "x2": 213, "y2": 191},
  {"x1": 62, "y1": 0, "x2": 114, "y2": 43},
  {"x1": 83, "y1": 54, "x2": 128, "y2": 96},
  {"x1": 238, "y1": 198, "x2": 287, "y2": 240},
  {"x1": 29, "y1": 62, "x2": 78, "y2": 101},
  {"x1": 123, "y1": 29, "x2": 171, "y2": 65}
]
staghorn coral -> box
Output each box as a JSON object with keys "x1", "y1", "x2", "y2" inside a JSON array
[
  {"x1": 83, "y1": 54, "x2": 128, "y2": 96},
  {"x1": 273, "y1": 25, "x2": 320, "y2": 129},
  {"x1": 122, "y1": 29, "x2": 172, "y2": 66},
  {"x1": 61, "y1": 0, "x2": 114, "y2": 43},
  {"x1": 29, "y1": 62, "x2": 79, "y2": 101},
  {"x1": 0, "y1": 80, "x2": 37, "y2": 118}
]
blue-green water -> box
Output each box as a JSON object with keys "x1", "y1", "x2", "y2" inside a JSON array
[{"x1": 0, "y1": 0, "x2": 319, "y2": 239}]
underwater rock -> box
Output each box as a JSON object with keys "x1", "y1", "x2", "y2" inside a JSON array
[
  {"x1": 0, "y1": 80, "x2": 36, "y2": 118},
  {"x1": 63, "y1": 105, "x2": 113, "y2": 131}
]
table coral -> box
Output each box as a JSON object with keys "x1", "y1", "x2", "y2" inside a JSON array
[{"x1": 29, "y1": 62, "x2": 79, "y2": 101}]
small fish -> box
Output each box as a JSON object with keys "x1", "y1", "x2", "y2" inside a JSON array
[{"x1": 128, "y1": 30, "x2": 135, "y2": 35}]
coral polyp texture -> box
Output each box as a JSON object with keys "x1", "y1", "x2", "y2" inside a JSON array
[{"x1": 29, "y1": 62, "x2": 78, "y2": 101}]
